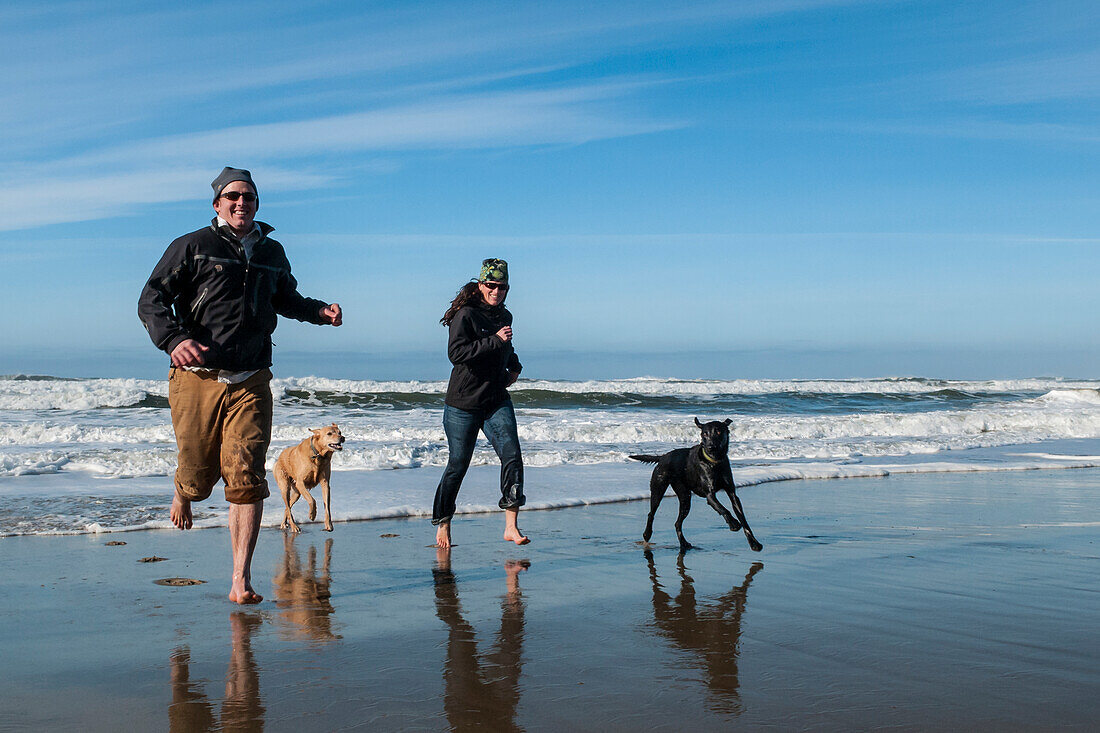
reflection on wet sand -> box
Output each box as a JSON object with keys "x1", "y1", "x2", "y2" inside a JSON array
[
  {"x1": 433, "y1": 549, "x2": 529, "y2": 733},
  {"x1": 169, "y1": 612, "x2": 264, "y2": 732},
  {"x1": 272, "y1": 534, "x2": 339, "y2": 642},
  {"x1": 645, "y1": 549, "x2": 763, "y2": 714}
]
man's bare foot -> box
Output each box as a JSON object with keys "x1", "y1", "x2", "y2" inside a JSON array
[
  {"x1": 503, "y1": 527, "x2": 530, "y2": 545},
  {"x1": 229, "y1": 574, "x2": 263, "y2": 604},
  {"x1": 170, "y1": 491, "x2": 193, "y2": 530},
  {"x1": 228, "y1": 588, "x2": 263, "y2": 604},
  {"x1": 435, "y1": 522, "x2": 452, "y2": 549}
]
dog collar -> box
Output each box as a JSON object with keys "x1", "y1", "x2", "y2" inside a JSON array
[
  {"x1": 310, "y1": 441, "x2": 323, "y2": 461},
  {"x1": 700, "y1": 447, "x2": 720, "y2": 465}
]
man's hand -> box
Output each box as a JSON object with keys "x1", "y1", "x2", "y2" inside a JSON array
[
  {"x1": 171, "y1": 339, "x2": 210, "y2": 367},
  {"x1": 319, "y1": 303, "x2": 342, "y2": 326},
  {"x1": 506, "y1": 370, "x2": 520, "y2": 387},
  {"x1": 495, "y1": 326, "x2": 513, "y2": 343}
]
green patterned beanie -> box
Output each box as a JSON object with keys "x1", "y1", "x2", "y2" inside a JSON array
[{"x1": 478, "y1": 258, "x2": 509, "y2": 283}]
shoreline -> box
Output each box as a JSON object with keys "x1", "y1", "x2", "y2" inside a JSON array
[{"x1": 5, "y1": 438, "x2": 1100, "y2": 537}]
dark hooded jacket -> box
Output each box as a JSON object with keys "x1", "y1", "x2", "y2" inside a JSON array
[
  {"x1": 444, "y1": 302, "x2": 522, "y2": 411},
  {"x1": 138, "y1": 219, "x2": 327, "y2": 371}
]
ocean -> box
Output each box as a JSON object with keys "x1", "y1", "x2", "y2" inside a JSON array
[{"x1": 3, "y1": 374, "x2": 1100, "y2": 536}]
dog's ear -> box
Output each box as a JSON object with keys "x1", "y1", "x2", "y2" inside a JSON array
[
  {"x1": 724, "y1": 418, "x2": 732, "y2": 426},
  {"x1": 694, "y1": 417, "x2": 704, "y2": 429},
  {"x1": 310, "y1": 428, "x2": 321, "y2": 435}
]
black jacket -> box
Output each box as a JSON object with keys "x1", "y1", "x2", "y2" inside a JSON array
[
  {"x1": 138, "y1": 219, "x2": 327, "y2": 371},
  {"x1": 444, "y1": 303, "x2": 522, "y2": 411}
]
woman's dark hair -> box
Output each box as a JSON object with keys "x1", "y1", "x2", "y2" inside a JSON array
[{"x1": 441, "y1": 281, "x2": 482, "y2": 326}]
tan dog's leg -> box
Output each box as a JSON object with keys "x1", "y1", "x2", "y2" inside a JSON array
[
  {"x1": 286, "y1": 486, "x2": 303, "y2": 533},
  {"x1": 277, "y1": 463, "x2": 303, "y2": 533},
  {"x1": 299, "y1": 485, "x2": 318, "y2": 523},
  {"x1": 321, "y1": 466, "x2": 333, "y2": 532}
]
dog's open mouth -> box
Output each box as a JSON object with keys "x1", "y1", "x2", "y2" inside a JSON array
[{"x1": 328, "y1": 442, "x2": 344, "y2": 451}]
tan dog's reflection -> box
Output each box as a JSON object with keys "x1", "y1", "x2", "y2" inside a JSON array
[
  {"x1": 645, "y1": 550, "x2": 763, "y2": 714},
  {"x1": 169, "y1": 612, "x2": 264, "y2": 732},
  {"x1": 272, "y1": 533, "x2": 339, "y2": 643},
  {"x1": 433, "y1": 548, "x2": 528, "y2": 733}
]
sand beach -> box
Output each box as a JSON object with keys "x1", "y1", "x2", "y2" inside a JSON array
[{"x1": 2, "y1": 467, "x2": 1097, "y2": 731}]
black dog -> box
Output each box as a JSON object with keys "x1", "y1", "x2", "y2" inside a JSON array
[{"x1": 630, "y1": 418, "x2": 762, "y2": 553}]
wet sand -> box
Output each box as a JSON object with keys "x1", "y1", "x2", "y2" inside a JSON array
[{"x1": 1, "y1": 468, "x2": 1098, "y2": 731}]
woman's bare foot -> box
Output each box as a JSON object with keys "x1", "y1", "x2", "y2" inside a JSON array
[
  {"x1": 228, "y1": 573, "x2": 263, "y2": 604},
  {"x1": 503, "y1": 509, "x2": 529, "y2": 545},
  {"x1": 503, "y1": 528, "x2": 530, "y2": 545},
  {"x1": 435, "y1": 522, "x2": 452, "y2": 549},
  {"x1": 170, "y1": 491, "x2": 193, "y2": 530}
]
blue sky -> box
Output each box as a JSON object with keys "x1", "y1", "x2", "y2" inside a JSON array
[{"x1": 1, "y1": 0, "x2": 1097, "y2": 378}]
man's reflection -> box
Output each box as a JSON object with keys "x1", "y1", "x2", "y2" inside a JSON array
[
  {"x1": 645, "y1": 550, "x2": 763, "y2": 714},
  {"x1": 168, "y1": 611, "x2": 264, "y2": 732},
  {"x1": 272, "y1": 534, "x2": 338, "y2": 642},
  {"x1": 433, "y1": 548, "x2": 528, "y2": 733}
]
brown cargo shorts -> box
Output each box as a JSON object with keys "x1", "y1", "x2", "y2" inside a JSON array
[{"x1": 168, "y1": 367, "x2": 273, "y2": 505}]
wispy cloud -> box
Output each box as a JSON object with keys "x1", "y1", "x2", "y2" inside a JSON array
[
  {"x1": 0, "y1": 81, "x2": 682, "y2": 232},
  {"x1": 919, "y1": 50, "x2": 1100, "y2": 105}
]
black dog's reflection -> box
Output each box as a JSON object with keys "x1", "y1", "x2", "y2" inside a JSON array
[
  {"x1": 645, "y1": 549, "x2": 763, "y2": 713},
  {"x1": 169, "y1": 612, "x2": 264, "y2": 732},
  {"x1": 272, "y1": 534, "x2": 338, "y2": 642},
  {"x1": 433, "y1": 548, "x2": 528, "y2": 733}
]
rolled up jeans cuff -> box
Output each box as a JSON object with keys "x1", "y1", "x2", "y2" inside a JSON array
[
  {"x1": 498, "y1": 485, "x2": 526, "y2": 510},
  {"x1": 431, "y1": 515, "x2": 453, "y2": 526}
]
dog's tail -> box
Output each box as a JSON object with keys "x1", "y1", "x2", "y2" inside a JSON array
[{"x1": 628, "y1": 454, "x2": 662, "y2": 464}]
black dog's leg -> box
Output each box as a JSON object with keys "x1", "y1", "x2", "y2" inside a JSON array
[
  {"x1": 673, "y1": 491, "x2": 693, "y2": 552},
  {"x1": 726, "y1": 490, "x2": 763, "y2": 552},
  {"x1": 704, "y1": 492, "x2": 741, "y2": 531},
  {"x1": 642, "y1": 467, "x2": 669, "y2": 544}
]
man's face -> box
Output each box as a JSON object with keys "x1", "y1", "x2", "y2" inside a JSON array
[{"x1": 213, "y1": 180, "x2": 258, "y2": 234}]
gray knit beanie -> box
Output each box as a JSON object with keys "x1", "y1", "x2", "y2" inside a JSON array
[{"x1": 211, "y1": 167, "x2": 257, "y2": 202}]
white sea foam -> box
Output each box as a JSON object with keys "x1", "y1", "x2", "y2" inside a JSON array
[{"x1": 5, "y1": 374, "x2": 1100, "y2": 534}]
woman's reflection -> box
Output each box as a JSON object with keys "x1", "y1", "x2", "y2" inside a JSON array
[
  {"x1": 272, "y1": 534, "x2": 338, "y2": 642},
  {"x1": 644, "y1": 550, "x2": 763, "y2": 714},
  {"x1": 168, "y1": 611, "x2": 264, "y2": 732},
  {"x1": 433, "y1": 548, "x2": 528, "y2": 732}
]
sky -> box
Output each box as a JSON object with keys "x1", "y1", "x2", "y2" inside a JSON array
[{"x1": 0, "y1": 0, "x2": 1097, "y2": 379}]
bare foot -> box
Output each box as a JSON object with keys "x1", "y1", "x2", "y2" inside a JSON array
[
  {"x1": 170, "y1": 491, "x2": 193, "y2": 530},
  {"x1": 228, "y1": 574, "x2": 263, "y2": 605},
  {"x1": 435, "y1": 522, "x2": 452, "y2": 549},
  {"x1": 503, "y1": 527, "x2": 530, "y2": 545}
]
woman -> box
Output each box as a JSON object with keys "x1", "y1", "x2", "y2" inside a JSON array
[{"x1": 433, "y1": 258, "x2": 528, "y2": 549}]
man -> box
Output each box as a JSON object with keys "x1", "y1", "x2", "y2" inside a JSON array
[{"x1": 139, "y1": 167, "x2": 342, "y2": 604}]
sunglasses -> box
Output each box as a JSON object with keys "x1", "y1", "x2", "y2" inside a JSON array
[
  {"x1": 220, "y1": 191, "x2": 257, "y2": 202},
  {"x1": 482, "y1": 282, "x2": 509, "y2": 291}
]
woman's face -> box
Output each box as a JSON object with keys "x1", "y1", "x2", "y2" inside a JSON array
[{"x1": 478, "y1": 280, "x2": 508, "y2": 307}]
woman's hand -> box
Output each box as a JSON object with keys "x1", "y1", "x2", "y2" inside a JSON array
[{"x1": 495, "y1": 326, "x2": 513, "y2": 343}]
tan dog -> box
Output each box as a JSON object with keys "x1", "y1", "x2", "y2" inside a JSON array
[{"x1": 275, "y1": 424, "x2": 345, "y2": 533}]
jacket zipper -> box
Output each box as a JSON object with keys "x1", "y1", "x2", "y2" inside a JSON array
[{"x1": 190, "y1": 287, "x2": 208, "y2": 312}]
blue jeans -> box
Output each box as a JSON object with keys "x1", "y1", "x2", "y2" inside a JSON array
[{"x1": 432, "y1": 400, "x2": 525, "y2": 525}]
